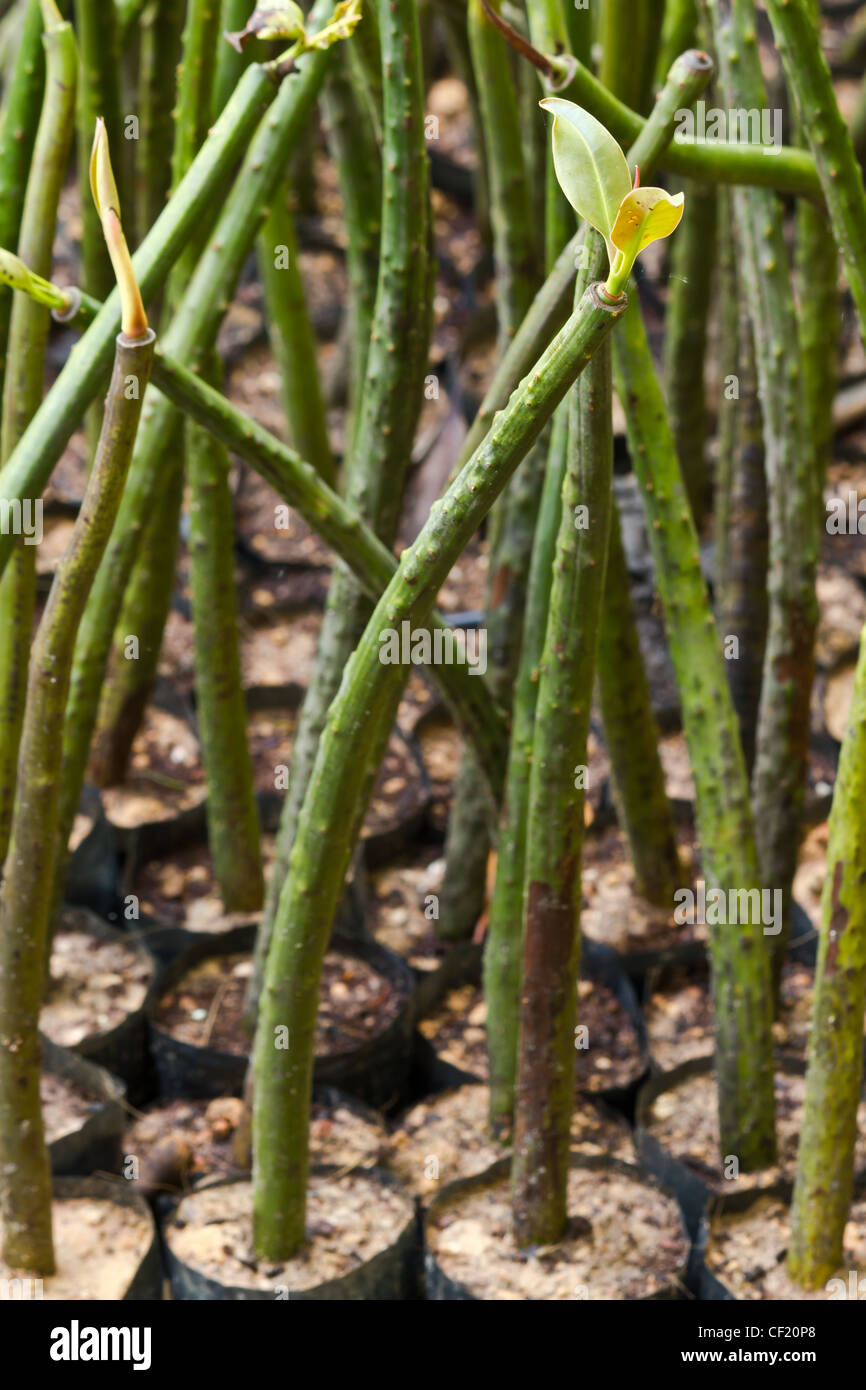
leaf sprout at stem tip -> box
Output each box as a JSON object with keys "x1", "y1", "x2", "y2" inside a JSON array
[
  {"x1": 540, "y1": 98, "x2": 685, "y2": 301},
  {"x1": 90, "y1": 119, "x2": 149, "y2": 340},
  {"x1": 227, "y1": 0, "x2": 363, "y2": 63}
]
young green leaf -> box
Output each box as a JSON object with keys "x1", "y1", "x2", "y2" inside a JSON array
[
  {"x1": 303, "y1": 0, "x2": 362, "y2": 50},
  {"x1": 610, "y1": 187, "x2": 684, "y2": 261},
  {"x1": 226, "y1": 3, "x2": 306, "y2": 53},
  {"x1": 89, "y1": 118, "x2": 121, "y2": 223},
  {"x1": 90, "y1": 119, "x2": 148, "y2": 339},
  {"x1": 606, "y1": 187, "x2": 684, "y2": 298},
  {"x1": 539, "y1": 97, "x2": 632, "y2": 262}
]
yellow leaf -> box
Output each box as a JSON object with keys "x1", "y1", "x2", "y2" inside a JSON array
[{"x1": 609, "y1": 187, "x2": 685, "y2": 262}]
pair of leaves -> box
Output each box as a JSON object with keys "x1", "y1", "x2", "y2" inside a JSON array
[
  {"x1": 227, "y1": 0, "x2": 361, "y2": 55},
  {"x1": 540, "y1": 98, "x2": 684, "y2": 293}
]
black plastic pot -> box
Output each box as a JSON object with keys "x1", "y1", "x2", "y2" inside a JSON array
[
  {"x1": 149, "y1": 923, "x2": 416, "y2": 1109},
  {"x1": 414, "y1": 938, "x2": 649, "y2": 1115},
  {"x1": 423, "y1": 1154, "x2": 689, "y2": 1301},
  {"x1": 163, "y1": 1168, "x2": 419, "y2": 1300},
  {"x1": 123, "y1": 815, "x2": 365, "y2": 970},
  {"x1": 47, "y1": 908, "x2": 158, "y2": 1108},
  {"x1": 64, "y1": 785, "x2": 123, "y2": 920},
  {"x1": 100, "y1": 680, "x2": 206, "y2": 862},
  {"x1": 360, "y1": 725, "x2": 431, "y2": 867},
  {"x1": 691, "y1": 1182, "x2": 794, "y2": 1300},
  {"x1": 52, "y1": 1176, "x2": 163, "y2": 1300},
  {"x1": 607, "y1": 933, "x2": 708, "y2": 988},
  {"x1": 410, "y1": 940, "x2": 482, "y2": 1020},
  {"x1": 643, "y1": 901, "x2": 818, "y2": 1074},
  {"x1": 44, "y1": 1036, "x2": 126, "y2": 1178},
  {"x1": 635, "y1": 1053, "x2": 816, "y2": 1240}
]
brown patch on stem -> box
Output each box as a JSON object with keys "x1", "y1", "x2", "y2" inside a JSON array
[{"x1": 825, "y1": 859, "x2": 848, "y2": 974}]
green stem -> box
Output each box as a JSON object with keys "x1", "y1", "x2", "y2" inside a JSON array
[
  {"x1": 0, "y1": 0, "x2": 44, "y2": 390},
  {"x1": 187, "y1": 356, "x2": 264, "y2": 912},
  {"x1": 86, "y1": 446, "x2": 183, "y2": 785},
  {"x1": 165, "y1": 0, "x2": 223, "y2": 301},
  {"x1": 0, "y1": 58, "x2": 280, "y2": 577},
  {"x1": 251, "y1": 283, "x2": 626, "y2": 1262},
  {"x1": 715, "y1": 276, "x2": 768, "y2": 776},
  {"x1": 0, "y1": 2, "x2": 76, "y2": 868},
  {"x1": 0, "y1": 327, "x2": 155, "y2": 1276},
  {"x1": 512, "y1": 322, "x2": 613, "y2": 1247},
  {"x1": 655, "y1": 0, "x2": 699, "y2": 84},
  {"x1": 557, "y1": 47, "x2": 821, "y2": 197},
  {"x1": 13, "y1": 273, "x2": 511, "y2": 795},
  {"x1": 258, "y1": 190, "x2": 335, "y2": 485},
  {"x1": 709, "y1": 0, "x2": 819, "y2": 951},
  {"x1": 613, "y1": 293, "x2": 776, "y2": 1168},
  {"x1": 764, "y1": 0, "x2": 866, "y2": 345},
  {"x1": 320, "y1": 42, "x2": 382, "y2": 449},
  {"x1": 116, "y1": 0, "x2": 149, "y2": 34},
  {"x1": 793, "y1": 0, "x2": 839, "y2": 497},
  {"x1": 787, "y1": 626, "x2": 866, "y2": 1288},
  {"x1": 213, "y1": 0, "x2": 253, "y2": 116},
  {"x1": 482, "y1": 47, "x2": 710, "y2": 1135},
  {"x1": 597, "y1": 509, "x2": 683, "y2": 904},
  {"x1": 437, "y1": 0, "x2": 540, "y2": 943},
  {"x1": 52, "y1": 14, "x2": 337, "y2": 912},
  {"x1": 600, "y1": 0, "x2": 664, "y2": 113},
  {"x1": 89, "y1": 0, "x2": 222, "y2": 786},
  {"x1": 135, "y1": 0, "x2": 186, "y2": 246},
  {"x1": 74, "y1": 0, "x2": 124, "y2": 300},
  {"x1": 485, "y1": 405, "x2": 568, "y2": 1133},
  {"x1": 663, "y1": 178, "x2": 716, "y2": 529},
  {"x1": 438, "y1": 3, "x2": 490, "y2": 244},
  {"x1": 469, "y1": 0, "x2": 537, "y2": 341},
  {"x1": 250, "y1": 0, "x2": 432, "y2": 1021}
]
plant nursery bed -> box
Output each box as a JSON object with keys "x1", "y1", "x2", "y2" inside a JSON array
[
  {"x1": 165, "y1": 1170, "x2": 416, "y2": 1299},
  {"x1": 0, "y1": 1178, "x2": 160, "y2": 1301},
  {"x1": 124, "y1": 1088, "x2": 385, "y2": 1197},
  {"x1": 424, "y1": 1156, "x2": 688, "y2": 1300},
  {"x1": 698, "y1": 1188, "x2": 866, "y2": 1300},
  {"x1": 385, "y1": 1083, "x2": 633, "y2": 1198}
]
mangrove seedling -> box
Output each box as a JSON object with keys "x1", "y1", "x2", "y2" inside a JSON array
[{"x1": 0, "y1": 122, "x2": 155, "y2": 1275}]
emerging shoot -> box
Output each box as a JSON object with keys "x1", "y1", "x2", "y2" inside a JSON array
[
  {"x1": 90, "y1": 118, "x2": 148, "y2": 339},
  {"x1": 540, "y1": 98, "x2": 684, "y2": 300},
  {"x1": 227, "y1": 0, "x2": 362, "y2": 60}
]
